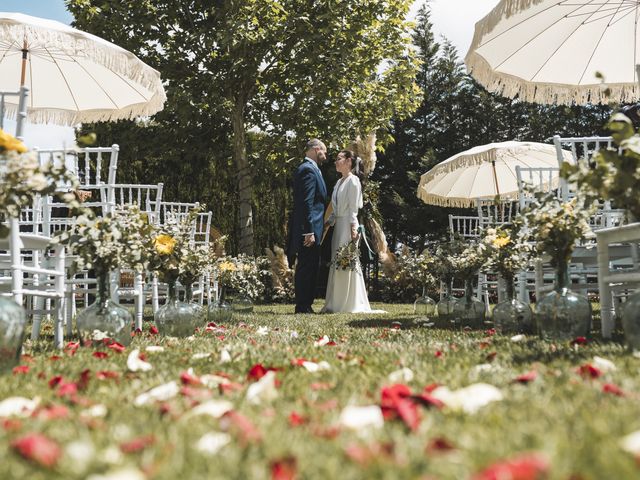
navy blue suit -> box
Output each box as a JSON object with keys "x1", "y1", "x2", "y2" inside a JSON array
[{"x1": 287, "y1": 159, "x2": 327, "y2": 313}]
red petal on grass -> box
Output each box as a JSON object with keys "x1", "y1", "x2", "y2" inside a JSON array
[
  {"x1": 77, "y1": 369, "x2": 91, "y2": 391},
  {"x1": 288, "y1": 412, "x2": 307, "y2": 427},
  {"x1": 2, "y1": 419, "x2": 22, "y2": 432},
  {"x1": 247, "y1": 364, "x2": 279, "y2": 382},
  {"x1": 221, "y1": 411, "x2": 262, "y2": 443},
  {"x1": 12, "y1": 365, "x2": 29, "y2": 375},
  {"x1": 149, "y1": 325, "x2": 159, "y2": 335},
  {"x1": 514, "y1": 371, "x2": 538, "y2": 384},
  {"x1": 180, "y1": 371, "x2": 202, "y2": 386},
  {"x1": 56, "y1": 382, "x2": 78, "y2": 399},
  {"x1": 311, "y1": 425, "x2": 341, "y2": 439},
  {"x1": 434, "y1": 351, "x2": 443, "y2": 358},
  {"x1": 310, "y1": 382, "x2": 333, "y2": 391},
  {"x1": 571, "y1": 336, "x2": 588, "y2": 345},
  {"x1": 381, "y1": 384, "x2": 421, "y2": 429},
  {"x1": 64, "y1": 341, "x2": 79, "y2": 355},
  {"x1": 395, "y1": 398, "x2": 420, "y2": 431},
  {"x1": 34, "y1": 404, "x2": 69, "y2": 421},
  {"x1": 577, "y1": 364, "x2": 602, "y2": 379},
  {"x1": 345, "y1": 442, "x2": 394, "y2": 465},
  {"x1": 92, "y1": 351, "x2": 108, "y2": 359},
  {"x1": 180, "y1": 386, "x2": 212, "y2": 401},
  {"x1": 485, "y1": 352, "x2": 498, "y2": 362},
  {"x1": 48, "y1": 355, "x2": 62, "y2": 362},
  {"x1": 48, "y1": 375, "x2": 64, "y2": 389},
  {"x1": 485, "y1": 329, "x2": 497, "y2": 336},
  {"x1": 11, "y1": 433, "x2": 62, "y2": 468},
  {"x1": 96, "y1": 370, "x2": 119, "y2": 380},
  {"x1": 423, "y1": 383, "x2": 440, "y2": 394},
  {"x1": 106, "y1": 342, "x2": 126, "y2": 353},
  {"x1": 21, "y1": 354, "x2": 34, "y2": 363},
  {"x1": 219, "y1": 382, "x2": 243, "y2": 394},
  {"x1": 120, "y1": 435, "x2": 156, "y2": 454},
  {"x1": 291, "y1": 358, "x2": 309, "y2": 366},
  {"x1": 426, "y1": 437, "x2": 456, "y2": 453},
  {"x1": 478, "y1": 341, "x2": 491, "y2": 350},
  {"x1": 414, "y1": 392, "x2": 445, "y2": 409},
  {"x1": 602, "y1": 383, "x2": 625, "y2": 397},
  {"x1": 473, "y1": 453, "x2": 550, "y2": 480},
  {"x1": 270, "y1": 456, "x2": 297, "y2": 480}
]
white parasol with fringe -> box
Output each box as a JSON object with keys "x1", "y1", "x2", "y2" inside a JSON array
[
  {"x1": 465, "y1": 0, "x2": 640, "y2": 105},
  {"x1": 0, "y1": 12, "x2": 166, "y2": 125},
  {"x1": 417, "y1": 141, "x2": 571, "y2": 208}
]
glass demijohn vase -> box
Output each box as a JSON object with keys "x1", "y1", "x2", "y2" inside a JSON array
[
  {"x1": 184, "y1": 283, "x2": 206, "y2": 322},
  {"x1": 492, "y1": 275, "x2": 534, "y2": 334},
  {"x1": 452, "y1": 278, "x2": 486, "y2": 328},
  {"x1": 536, "y1": 260, "x2": 591, "y2": 340},
  {"x1": 621, "y1": 293, "x2": 640, "y2": 350},
  {"x1": 208, "y1": 286, "x2": 233, "y2": 323},
  {"x1": 232, "y1": 294, "x2": 254, "y2": 315},
  {"x1": 76, "y1": 270, "x2": 132, "y2": 346},
  {"x1": 414, "y1": 286, "x2": 436, "y2": 318},
  {"x1": 0, "y1": 297, "x2": 27, "y2": 374},
  {"x1": 436, "y1": 279, "x2": 458, "y2": 322},
  {"x1": 155, "y1": 280, "x2": 199, "y2": 337}
]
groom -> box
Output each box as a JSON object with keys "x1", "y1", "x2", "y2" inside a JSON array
[{"x1": 287, "y1": 139, "x2": 328, "y2": 314}]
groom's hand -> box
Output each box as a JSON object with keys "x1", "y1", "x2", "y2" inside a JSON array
[{"x1": 303, "y1": 233, "x2": 315, "y2": 247}]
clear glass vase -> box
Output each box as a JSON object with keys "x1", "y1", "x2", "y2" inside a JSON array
[
  {"x1": 184, "y1": 283, "x2": 206, "y2": 322},
  {"x1": 492, "y1": 275, "x2": 534, "y2": 334},
  {"x1": 0, "y1": 297, "x2": 27, "y2": 374},
  {"x1": 207, "y1": 286, "x2": 233, "y2": 323},
  {"x1": 452, "y1": 278, "x2": 486, "y2": 329},
  {"x1": 77, "y1": 271, "x2": 132, "y2": 346},
  {"x1": 436, "y1": 280, "x2": 458, "y2": 324},
  {"x1": 414, "y1": 286, "x2": 436, "y2": 318},
  {"x1": 155, "y1": 280, "x2": 199, "y2": 337},
  {"x1": 621, "y1": 292, "x2": 640, "y2": 350},
  {"x1": 536, "y1": 260, "x2": 591, "y2": 340},
  {"x1": 232, "y1": 294, "x2": 254, "y2": 315}
]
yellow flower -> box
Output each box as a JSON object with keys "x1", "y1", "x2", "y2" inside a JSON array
[
  {"x1": 493, "y1": 236, "x2": 511, "y2": 248},
  {"x1": 154, "y1": 234, "x2": 176, "y2": 255},
  {"x1": 0, "y1": 129, "x2": 28, "y2": 154},
  {"x1": 218, "y1": 261, "x2": 237, "y2": 272}
]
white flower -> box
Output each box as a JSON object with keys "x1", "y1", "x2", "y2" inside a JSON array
[
  {"x1": 25, "y1": 173, "x2": 48, "y2": 191},
  {"x1": 191, "y1": 352, "x2": 211, "y2": 360},
  {"x1": 387, "y1": 367, "x2": 414, "y2": 383},
  {"x1": 314, "y1": 335, "x2": 331, "y2": 347},
  {"x1": 134, "y1": 381, "x2": 179, "y2": 406},
  {"x1": 338, "y1": 405, "x2": 384, "y2": 430},
  {"x1": 186, "y1": 400, "x2": 234, "y2": 419},
  {"x1": 256, "y1": 326, "x2": 269, "y2": 336},
  {"x1": 195, "y1": 432, "x2": 231, "y2": 456},
  {"x1": 431, "y1": 383, "x2": 503, "y2": 414},
  {"x1": 81, "y1": 404, "x2": 108, "y2": 418},
  {"x1": 621, "y1": 430, "x2": 640, "y2": 455},
  {"x1": 246, "y1": 370, "x2": 278, "y2": 404},
  {"x1": 127, "y1": 349, "x2": 153, "y2": 372},
  {"x1": 145, "y1": 346, "x2": 165, "y2": 353},
  {"x1": 0, "y1": 396, "x2": 40, "y2": 417}
]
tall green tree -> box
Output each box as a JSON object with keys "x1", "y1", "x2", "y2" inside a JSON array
[{"x1": 67, "y1": 0, "x2": 421, "y2": 254}]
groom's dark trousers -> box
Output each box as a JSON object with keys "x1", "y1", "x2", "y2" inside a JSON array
[{"x1": 294, "y1": 243, "x2": 321, "y2": 313}]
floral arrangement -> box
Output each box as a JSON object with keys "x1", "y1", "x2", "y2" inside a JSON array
[
  {"x1": 449, "y1": 240, "x2": 489, "y2": 280},
  {"x1": 214, "y1": 254, "x2": 263, "y2": 300},
  {"x1": 481, "y1": 224, "x2": 532, "y2": 280},
  {"x1": 332, "y1": 240, "x2": 361, "y2": 272},
  {"x1": 563, "y1": 113, "x2": 640, "y2": 220},
  {"x1": 523, "y1": 192, "x2": 594, "y2": 268},
  {"x1": 179, "y1": 244, "x2": 212, "y2": 288},
  {"x1": 432, "y1": 236, "x2": 468, "y2": 283},
  {"x1": 53, "y1": 204, "x2": 154, "y2": 275},
  {"x1": 0, "y1": 129, "x2": 79, "y2": 237}
]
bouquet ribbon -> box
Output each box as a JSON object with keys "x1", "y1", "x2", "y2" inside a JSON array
[{"x1": 357, "y1": 224, "x2": 374, "y2": 257}]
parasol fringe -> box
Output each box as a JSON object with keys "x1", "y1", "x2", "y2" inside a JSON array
[
  {"x1": 0, "y1": 20, "x2": 166, "y2": 124},
  {"x1": 465, "y1": 40, "x2": 638, "y2": 105}
]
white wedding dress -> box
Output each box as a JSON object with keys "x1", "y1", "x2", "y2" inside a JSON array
[{"x1": 323, "y1": 174, "x2": 383, "y2": 314}]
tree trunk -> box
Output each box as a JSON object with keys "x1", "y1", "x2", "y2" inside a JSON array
[{"x1": 231, "y1": 98, "x2": 254, "y2": 255}]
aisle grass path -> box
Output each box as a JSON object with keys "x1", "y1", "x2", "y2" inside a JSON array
[{"x1": 1, "y1": 303, "x2": 639, "y2": 479}]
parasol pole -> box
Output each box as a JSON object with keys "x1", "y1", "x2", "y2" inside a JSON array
[{"x1": 20, "y1": 40, "x2": 28, "y2": 86}]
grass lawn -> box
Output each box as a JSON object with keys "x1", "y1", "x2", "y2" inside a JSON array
[{"x1": 1, "y1": 302, "x2": 639, "y2": 479}]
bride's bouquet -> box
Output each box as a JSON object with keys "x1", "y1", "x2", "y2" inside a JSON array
[{"x1": 333, "y1": 240, "x2": 361, "y2": 272}]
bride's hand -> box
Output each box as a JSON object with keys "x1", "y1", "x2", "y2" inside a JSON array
[{"x1": 351, "y1": 228, "x2": 359, "y2": 241}]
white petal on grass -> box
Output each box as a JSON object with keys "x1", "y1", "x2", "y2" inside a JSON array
[
  {"x1": 510, "y1": 334, "x2": 526, "y2": 342},
  {"x1": 127, "y1": 349, "x2": 153, "y2": 372},
  {"x1": 191, "y1": 353, "x2": 211, "y2": 360},
  {"x1": 200, "y1": 374, "x2": 231, "y2": 389},
  {"x1": 256, "y1": 326, "x2": 269, "y2": 336},
  {"x1": 339, "y1": 405, "x2": 384, "y2": 430},
  {"x1": 145, "y1": 346, "x2": 165, "y2": 353},
  {"x1": 196, "y1": 432, "x2": 231, "y2": 456},
  {"x1": 246, "y1": 370, "x2": 278, "y2": 404},
  {"x1": 65, "y1": 440, "x2": 95, "y2": 473},
  {"x1": 290, "y1": 331, "x2": 299, "y2": 339},
  {"x1": 82, "y1": 404, "x2": 107, "y2": 418},
  {"x1": 314, "y1": 335, "x2": 331, "y2": 347},
  {"x1": 87, "y1": 468, "x2": 146, "y2": 480},
  {"x1": 91, "y1": 330, "x2": 110, "y2": 341},
  {"x1": 593, "y1": 356, "x2": 616, "y2": 373},
  {"x1": 0, "y1": 396, "x2": 40, "y2": 417},
  {"x1": 431, "y1": 383, "x2": 503, "y2": 414},
  {"x1": 388, "y1": 367, "x2": 414, "y2": 383},
  {"x1": 620, "y1": 430, "x2": 640, "y2": 455},
  {"x1": 186, "y1": 400, "x2": 234, "y2": 419},
  {"x1": 302, "y1": 361, "x2": 331, "y2": 373},
  {"x1": 134, "y1": 381, "x2": 179, "y2": 406},
  {"x1": 220, "y1": 349, "x2": 232, "y2": 363}
]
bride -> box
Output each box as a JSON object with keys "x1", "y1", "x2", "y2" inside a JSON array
[{"x1": 323, "y1": 150, "x2": 382, "y2": 314}]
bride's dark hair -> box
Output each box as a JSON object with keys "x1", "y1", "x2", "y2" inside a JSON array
[{"x1": 340, "y1": 149, "x2": 365, "y2": 182}]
